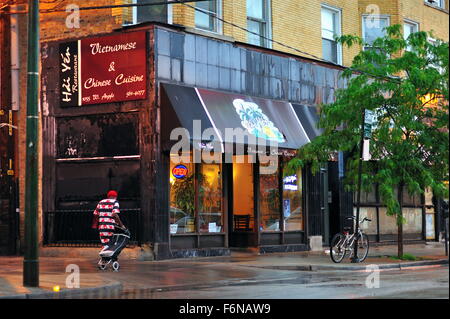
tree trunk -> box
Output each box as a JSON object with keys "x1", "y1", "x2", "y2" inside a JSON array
[{"x1": 398, "y1": 183, "x2": 404, "y2": 259}]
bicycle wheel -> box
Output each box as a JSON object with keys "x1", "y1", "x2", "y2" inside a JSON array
[
  {"x1": 330, "y1": 233, "x2": 347, "y2": 263},
  {"x1": 356, "y1": 233, "x2": 369, "y2": 262}
]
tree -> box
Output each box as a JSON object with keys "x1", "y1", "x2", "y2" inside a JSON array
[{"x1": 286, "y1": 25, "x2": 449, "y2": 258}]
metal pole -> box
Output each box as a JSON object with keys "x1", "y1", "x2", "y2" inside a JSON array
[
  {"x1": 445, "y1": 217, "x2": 448, "y2": 257},
  {"x1": 351, "y1": 110, "x2": 365, "y2": 263},
  {"x1": 23, "y1": 0, "x2": 39, "y2": 287}
]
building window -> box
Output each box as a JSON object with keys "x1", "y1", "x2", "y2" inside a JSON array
[
  {"x1": 362, "y1": 15, "x2": 390, "y2": 50},
  {"x1": 427, "y1": 37, "x2": 444, "y2": 74},
  {"x1": 403, "y1": 20, "x2": 419, "y2": 51},
  {"x1": 122, "y1": 0, "x2": 168, "y2": 25},
  {"x1": 195, "y1": 0, "x2": 221, "y2": 33},
  {"x1": 282, "y1": 169, "x2": 303, "y2": 231},
  {"x1": 169, "y1": 153, "x2": 224, "y2": 234},
  {"x1": 259, "y1": 161, "x2": 280, "y2": 231},
  {"x1": 260, "y1": 157, "x2": 304, "y2": 232},
  {"x1": 198, "y1": 163, "x2": 223, "y2": 232},
  {"x1": 247, "y1": 0, "x2": 271, "y2": 48},
  {"x1": 321, "y1": 6, "x2": 342, "y2": 64},
  {"x1": 424, "y1": 0, "x2": 445, "y2": 9}
]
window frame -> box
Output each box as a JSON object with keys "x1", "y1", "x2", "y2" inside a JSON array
[
  {"x1": 246, "y1": 0, "x2": 272, "y2": 49},
  {"x1": 194, "y1": 0, "x2": 223, "y2": 35},
  {"x1": 123, "y1": 0, "x2": 172, "y2": 26},
  {"x1": 427, "y1": 36, "x2": 445, "y2": 74},
  {"x1": 260, "y1": 156, "x2": 305, "y2": 233},
  {"x1": 362, "y1": 14, "x2": 390, "y2": 52},
  {"x1": 424, "y1": 0, "x2": 446, "y2": 9},
  {"x1": 403, "y1": 19, "x2": 419, "y2": 51},
  {"x1": 169, "y1": 154, "x2": 225, "y2": 236},
  {"x1": 321, "y1": 4, "x2": 342, "y2": 65}
]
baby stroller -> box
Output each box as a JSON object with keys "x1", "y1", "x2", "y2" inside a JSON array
[{"x1": 97, "y1": 225, "x2": 131, "y2": 271}]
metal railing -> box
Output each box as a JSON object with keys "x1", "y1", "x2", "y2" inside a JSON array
[{"x1": 43, "y1": 209, "x2": 140, "y2": 247}]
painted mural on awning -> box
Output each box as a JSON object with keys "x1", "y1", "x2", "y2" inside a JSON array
[
  {"x1": 59, "y1": 31, "x2": 147, "y2": 107},
  {"x1": 160, "y1": 83, "x2": 321, "y2": 151},
  {"x1": 232, "y1": 99, "x2": 286, "y2": 144},
  {"x1": 195, "y1": 87, "x2": 310, "y2": 150}
]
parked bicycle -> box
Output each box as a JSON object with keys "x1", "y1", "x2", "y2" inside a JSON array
[{"x1": 330, "y1": 216, "x2": 371, "y2": 263}]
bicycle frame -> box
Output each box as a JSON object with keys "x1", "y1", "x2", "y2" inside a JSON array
[{"x1": 336, "y1": 220, "x2": 366, "y2": 252}]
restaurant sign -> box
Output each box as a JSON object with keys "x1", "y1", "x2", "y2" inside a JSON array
[{"x1": 59, "y1": 31, "x2": 147, "y2": 107}]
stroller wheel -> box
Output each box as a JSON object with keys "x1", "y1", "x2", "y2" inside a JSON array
[
  {"x1": 98, "y1": 263, "x2": 107, "y2": 271},
  {"x1": 112, "y1": 261, "x2": 120, "y2": 272}
]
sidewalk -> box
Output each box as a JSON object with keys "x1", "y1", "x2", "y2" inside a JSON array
[{"x1": 0, "y1": 243, "x2": 447, "y2": 298}]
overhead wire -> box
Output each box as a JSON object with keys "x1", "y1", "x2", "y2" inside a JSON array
[{"x1": 0, "y1": 0, "x2": 412, "y2": 84}]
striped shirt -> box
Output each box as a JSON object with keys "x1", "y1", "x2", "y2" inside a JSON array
[{"x1": 93, "y1": 199, "x2": 120, "y2": 244}]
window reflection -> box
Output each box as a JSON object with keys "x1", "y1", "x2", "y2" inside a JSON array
[
  {"x1": 170, "y1": 154, "x2": 195, "y2": 234},
  {"x1": 260, "y1": 162, "x2": 280, "y2": 231},
  {"x1": 199, "y1": 163, "x2": 223, "y2": 233},
  {"x1": 282, "y1": 167, "x2": 303, "y2": 231},
  {"x1": 169, "y1": 154, "x2": 223, "y2": 234}
]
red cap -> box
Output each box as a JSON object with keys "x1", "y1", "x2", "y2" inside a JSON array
[{"x1": 107, "y1": 190, "x2": 118, "y2": 198}]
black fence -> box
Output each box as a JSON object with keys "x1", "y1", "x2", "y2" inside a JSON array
[{"x1": 43, "y1": 209, "x2": 141, "y2": 247}]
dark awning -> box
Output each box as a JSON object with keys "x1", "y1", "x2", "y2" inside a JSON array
[
  {"x1": 161, "y1": 83, "x2": 319, "y2": 152},
  {"x1": 290, "y1": 103, "x2": 323, "y2": 140}
]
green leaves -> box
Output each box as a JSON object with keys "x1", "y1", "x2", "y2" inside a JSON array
[{"x1": 290, "y1": 24, "x2": 449, "y2": 225}]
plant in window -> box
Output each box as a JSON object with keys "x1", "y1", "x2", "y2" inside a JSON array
[{"x1": 171, "y1": 172, "x2": 206, "y2": 215}]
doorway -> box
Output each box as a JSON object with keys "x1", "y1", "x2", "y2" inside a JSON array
[{"x1": 228, "y1": 155, "x2": 258, "y2": 247}]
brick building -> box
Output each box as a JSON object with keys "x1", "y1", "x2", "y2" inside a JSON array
[{"x1": 0, "y1": 0, "x2": 448, "y2": 257}]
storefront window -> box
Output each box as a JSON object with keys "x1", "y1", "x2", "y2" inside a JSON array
[
  {"x1": 170, "y1": 154, "x2": 195, "y2": 234},
  {"x1": 169, "y1": 154, "x2": 223, "y2": 234},
  {"x1": 282, "y1": 168, "x2": 303, "y2": 231},
  {"x1": 199, "y1": 163, "x2": 223, "y2": 233},
  {"x1": 260, "y1": 162, "x2": 280, "y2": 231}
]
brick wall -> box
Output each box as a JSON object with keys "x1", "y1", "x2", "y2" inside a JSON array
[
  {"x1": 17, "y1": 0, "x2": 121, "y2": 244},
  {"x1": 400, "y1": 0, "x2": 449, "y2": 41}
]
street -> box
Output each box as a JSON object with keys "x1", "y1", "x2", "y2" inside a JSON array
[
  {"x1": 2, "y1": 248, "x2": 447, "y2": 299},
  {"x1": 143, "y1": 266, "x2": 449, "y2": 299}
]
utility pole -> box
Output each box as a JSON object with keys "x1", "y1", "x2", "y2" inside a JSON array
[
  {"x1": 23, "y1": 0, "x2": 40, "y2": 287},
  {"x1": 351, "y1": 109, "x2": 374, "y2": 263},
  {"x1": 351, "y1": 110, "x2": 366, "y2": 263}
]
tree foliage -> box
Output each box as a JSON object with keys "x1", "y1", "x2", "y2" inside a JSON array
[{"x1": 287, "y1": 25, "x2": 449, "y2": 224}]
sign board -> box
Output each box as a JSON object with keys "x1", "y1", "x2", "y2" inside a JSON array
[
  {"x1": 283, "y1": 199, "x2": 291, "y2": 218},
  {"x1": 426, "y1": 213, "x2": 435, "y2": 240},
  {"x1": 364, "y1": 110, "x2": 375, "y2": 125},
  {"x1": 362, "y1": 139, "x2": 371, "y2": 161},
  {"x1": 172, "y1": 164, "x2": 188, "y2": 179},
  {"x1": 59, "y1": 31, "x2": 147, "y2": 107},
  {"x1": 208, "y1": 222, "x2": 217, "y2": 233},
  {"x1": 170, "y1": 224, "x2": 178, "y2": 234},
  {"x1": 363, "y1": 110, "x2": 375, "y2": 139}
]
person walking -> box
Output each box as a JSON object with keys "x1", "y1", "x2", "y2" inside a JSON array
[{"x1": 91, "y1": 190, "x2": 125, "y2": 248}]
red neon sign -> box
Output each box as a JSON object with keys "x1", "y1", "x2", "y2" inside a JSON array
[{"x1": 172, "y1": 165, "x2": 188, "y2": 179}]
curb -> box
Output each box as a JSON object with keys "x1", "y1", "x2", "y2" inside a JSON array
[
  {"x1": 0, "y1": 281, "x2": 123, "y2": 299},
  {"x1": 251, "y1": 258, "x2": 449, "y2": 272}
]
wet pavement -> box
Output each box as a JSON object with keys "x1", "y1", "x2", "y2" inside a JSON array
[
  {"x1": 147, "y1": 266, "x2": 449, "y2": 299},
  {"x1": 0, "y1": 243, "x2": 448, "y2": 298}
]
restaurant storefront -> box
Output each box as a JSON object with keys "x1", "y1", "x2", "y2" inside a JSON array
[
  {"x1": 159, "y1": 83, "x2": 321, "y2": 255},
  {"x1": 41, "y1": 23, "x2": 347, "y2": 259}
]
